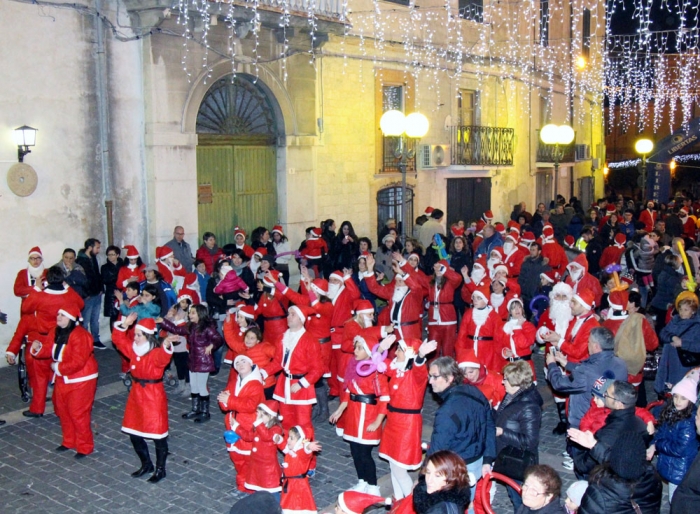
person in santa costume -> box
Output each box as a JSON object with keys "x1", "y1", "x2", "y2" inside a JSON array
[
  {"x1": 327, "y1": 269, "x2": 361, "y2": 397},
  {"x1": 225, "y1": 321, "x2": 277, "y2": 398},
  {"x1": 230, "y1": 399, "x2": 284, "y2": 495},
  {"x1": 519, "y1": 231, "x2": 536, "y2": 254},
  {"x1": 363, "y1": 255, "x2": 427, "y2": 342},
  {"x1": 502, "y1": 228, "x2": 526, "y2": 278},
  {"x1": 13, "y1": 246, "x2": 46, "y2": 305},
  {"x1": 330, "y1": 333, "x2": 391, "y2": 496},
  {"x1": 274, "y1": 267, "x2": 333, "y2": 422},
  {"x1": 639, "y1": 200, "x2": 657, "y2": 233},
  {"x1": 540, "y1": 225, "x2": 568, "y2": 275},
  {"x1": 233, "y1": 226, "x2": 255, "y2": 259},
  {"x1": 471, "y1": 220, "x2": 487, "y2": 255},
  {"x1": 540, "y1": 289, "x2": 599, "y2": 364},
  {"x1": 455, "y1": 286, "x2": 504, "y2": 373},
  {"x1": 112, "y1": 314, "x2": 174, "y2": 483},
  {"x1": 378, "y1": 337, "x2": 437, "y2": 500},
  {"x1": 217, "y1": 354, "x2": 265, "y2": 492},
  {"x1": 223, "y1": 305, "x2": 261, "y2": 383},
  {"x1": 116, "y1": 245, "x2": 146, "y2": 291},
  {"x1": 30, "y1": 305, "x2": 98, "y2": 457},
  {"x1": 680, "y1": 207, "x2": 696, "y2": 240},
  {"x1": 500, "y1": 297, "x2": 537, "y2": 379},
  {"x1": 300, "y1": 227, "x2": 328, "y2": 279},
  {"x1": 336, "y1": 491, "x2": 387, "y2": 514},
  {"x1": 598, "y1": 233, "x2": 627, "y2": 271},
  {"x1": 456, "y1": 347, "x2": 506, "y2": 408},
  {"x1": 425, "y1": 260, "x2": 461, "y2": 358},
  {"x1": 488, "y1": 274, "x2": 520, "y2": 322},
  {"x1": 564, "y1": 254, "x2": 603, "y2": 309},
  {"x1": 156, "y1": 245, "x2": 186, "y2": 291},
  {"x1": 252, "y1": 269, "x2": 290, "y2": 347},
  {"x1": 6, "y1": 266, "x2": 84, "y2": 417},
  {"x1": 459, "y1": 255, "x2": 490, "y2": 305},
  {"x1": 279, "y1": 425, "x2": 322, "y2": 514}
]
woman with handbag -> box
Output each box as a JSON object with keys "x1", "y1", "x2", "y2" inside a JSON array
[{"x1": 492, "y1": 360, "x2": 543, "y2": 512}]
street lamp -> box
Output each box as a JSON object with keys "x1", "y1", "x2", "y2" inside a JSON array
[
  {"x1": 539, "y1": 124, "x2": 574, "y2": 204},
  {"x1": 13, "y1": 125, "x2": 38, "y2": 162},
  {"x1": 635, "y1": 138, "x2": 653, "y2": 200},
  {"x1": 379, "y1": 110, "x2": 429, "y2": 242}
]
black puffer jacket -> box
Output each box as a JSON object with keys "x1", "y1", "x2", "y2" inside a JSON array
[
  {"x1": 412, "y1": 476, "x2": 471, "y2": 514},
  {"x1": 579, "y1": 465, "x2": 662, "y2": 514},
  {"x1": 494, "y1": 384, "x2": 543, "y2": 455}
]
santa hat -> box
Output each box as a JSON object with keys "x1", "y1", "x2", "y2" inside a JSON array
[
  {"x1": 309, "y1": 227, "x2": 322, "y2": 239},
  {"x1": 507, "y1": 220, "x2": 521, "y2": 235},
  {"x1": 135, "y1": 318, "x2": 157, "y2": 334},
  {"x1": 293, "y1": 425, "x2": 307, "y2": 442},
  {"x1": 123, "y1": 245, "x2": 139, "y2": 259},
  {"x1": 521, "y1": 231, "x2": 536, "y2": 244},
  {"x1": 564, "y1": 235, "x2": 575, "y2": 248},
  {"x1": 551, "y1": 281, "x2": 574, "y2": 298},
  {"x1": 424, "y1": 206, "x2": 435, "y2": 216},
  {"x1": 238, "y1": 305, "x2": 256, "y2": 319},
  {"x1": 337, "y1": 491, "x2": 387, "y2": 514},
  {"x1": 309, "y1": 278, "x2": 329, "y2": 296},
  {"x1": 542, "y1": 225, "x2": 554, "y2": 240},
  {"x1": 472, "y1": 285, "x2": 490, "y2": 302},
  {"x1": 507, "y1": 295, "x2": 523, "y2": 312},
  {"x1": 573, "y1": 289, "x2": 595, "y2": 311},
  {"x1": 177, "y1": 288, "x2": 195, "y2": 304},
  {"x1": 437, "y1": 259, "x2": 450, "y2": 273},
  {"x1": 358, "y1": 251, "x2": 371, "y2": 260},
  {"x1": 234, "y1": 226, "x2": 246, "y2": 240},
  {"x1": 58, "y1": 306, "x2": 81, "y2": 322},
  {"x1": 289, "y1": 304, "x2": 314, "y2": 324},
  {"x1": 157, "y1": 246, "x2": 174, "y2": 260},
  {"x1": 258, "y1": 400, "x2": 281, "y2": 420},
  {"x1": 490, "y1": 247, "x2": 506, "y2": 261},
  {"x1": 184, "y1": 273, "x2": 198, "y2": 288},
  {"x1": 613, "y1": 233, "x2": 626, "y2": 247},
  {"x1": 492, "y1": 264, "x2": 509, "y2": 278},
  {"x1": 457, "y1": 347, "x2": 482, "y2": 369},
  {"x1": 606, "y1": 204, "x2": 616, "y2": 213},
  {"x1": 482, "y1": 210, "x2": 494, "y2": 222},
  {"x1": 262, "y1": 269, "x2": 281, "y2": 287},
  {"x1": 567, "y1": 253, "x2": 589, "y2": 273},
  {"x1": 476, "y1": 220, "x2": 486, "y2": 233},
  {"x1": 353, "y1": 299, "x2": 375, "y2": 315},
  {"x1": 397, "y1": 338, "x2": 422, "y2": 359},
  {"x1": 253, "y1": 247, "x2": 267, "y2": 259},
  {"x1": 28, "y1": 246, "x2": 43, "y2": 258},
  {"x1": 540, "y1": 270, "x2": 559, "y2": 284},
  {"x1": 233, "y1": 355, "x2": 254, "y2": 369},
  {"x1": 329, "y1": 270, "x2": 345, "y2": 283},
  {"x1": 353, "y1": 335, "x2": 374, "y2": 356},
  {"x1": 494, "y1": 222, "x2": 506, "y2": 235},
  {"x1": 672, "y1": 376, "x2": 698, "y2": 403},
  {"x1": 506, "y1": 232, "x2": 520, "y2": 245},
  {"x1": 608, "y1": 290, "x2": 629, "y2": 311},
  {"x1": 680, "y1": 207, "x2": 689, "y2": 215},
  {"x1": 271, "y1": 225, "x2": 284, "y2": 236},
  {"x1": 473, "y1": 256, "x2": 487, "y2": 271}
]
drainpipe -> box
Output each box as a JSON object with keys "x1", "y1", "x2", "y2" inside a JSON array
[{"x1": 95, "y1": 0, "x2": 113, "y2": 245}]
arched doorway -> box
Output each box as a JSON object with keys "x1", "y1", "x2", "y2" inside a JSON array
[{"x1": 196, "y1": 74, "x2": 281, "y2": 245}]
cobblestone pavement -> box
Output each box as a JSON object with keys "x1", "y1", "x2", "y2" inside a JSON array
[{"x1": 0, "y1": 349, "x2": 671, "y2": 513}]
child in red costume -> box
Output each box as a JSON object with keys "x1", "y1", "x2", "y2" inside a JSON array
[
  {"x1": 280, "y1": 425, "x2": 322, "y2": 514},
  {"x1": 457, "y1": 347, "x2": 506, "y2": 408}
]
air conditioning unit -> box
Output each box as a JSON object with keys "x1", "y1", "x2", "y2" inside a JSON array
[
  {"x1": 431, "y1": 144, "x2": 450, "y2": 166},
  {"x1": 575, "y1": 144, "x2": 591, "y2": 161}
]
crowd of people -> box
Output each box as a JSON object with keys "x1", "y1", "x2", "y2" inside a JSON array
[{"x1": 3, "y1": 196, "x2": 700, "y2": 513}]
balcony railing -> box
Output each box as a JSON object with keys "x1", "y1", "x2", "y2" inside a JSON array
[
  {"x1": 245, "y1": 0, "x2": 346, "y2": 19},
  {"x1": 450, "y1": 126, "x2": 515, "y2": 166},
  {"x1": 536, "y1": 131, "x2": 576, "y2": 163}
]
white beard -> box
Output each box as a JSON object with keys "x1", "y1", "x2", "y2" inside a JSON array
[
  {"x1": 472, "y1": 305, "x2": 491, "y2": 326},
  {"x1": 503, "y1": 242, "x2": 514, "y2": 255},
  {"x1": 249, "y1": 260, "x2": 261, "y2": 274},
  {"x1": 569, "y1": 268, "x2": 583, "y2": 281},
  {"x1": 392, "y1": 286, "x2": 409, "y2": 303},
  {"x1": 490, "y1": 292, "x2": 505, "y2": 309},
  {"x1": 549, "y1": 299, "x2": 572, "y2": 337},
  {"x1": 28, "y1": 264, "x2": 45, "y2": 278},
  {"x1": 471, "y1": 268, "x2": 486, "y2": 283},
  {"x1": 487, "y1": 257, "x2": 500, "y2": 272},
  {"x1": 327, "y1": 282, "x2": 341, "y2": 300}
]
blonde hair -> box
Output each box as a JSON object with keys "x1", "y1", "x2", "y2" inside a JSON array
[{"x1": 503, "y1": 360, "x2": 533, "y2": 388}]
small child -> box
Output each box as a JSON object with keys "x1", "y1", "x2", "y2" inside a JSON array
[
  {"x1": 300, "y1": 228, "x2": 328, "y2": 278},
  {"x1": 564, "y1": 480, "x2": 588, "y2": 514},
  {"x1": 163, "y1": 293, "x2": 192, "y2": 395},
  {"x1": 648, "y1": 376, "x2": 700, "y2": 503},
  {"x1": 231, "y1": 400, "x2": 284, "y2": 497},
  {"x1": 119, "y1": 283, "x2": 161, "y2": 320},
  {"x1": 450, "y1": 220, "x2": 465, "y2": 238},
  {"x1": 213, "y1": 262, "x2": 249, "y2": 296},
  {"x1": 280, "y1": 426, "x2": 322, "y2": 514},
  {"x1": 194, "y1": 259, "x2": 210, "y2": 300}
]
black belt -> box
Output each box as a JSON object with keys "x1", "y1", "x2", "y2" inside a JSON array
[
  {"x1": 132, "y1": 376, "x2": 163, "y2": 388},
  {"x1": 467, "y1": 335, "x2": 493, "y2": 341},
  {"x1": 263, "y1": 315, "x2": 286, "y2": 321},
  {"x1": 394, "y1": 320, "x2": 419, "y2": 327},
  {"x1": 388, "y1": 404, "x2": 421, "y2": 414},
  {"x1": 284, "y1": 370, "x2": 306, "y2": 380},
  {"x1": 429, "y1": 302, "x2": 452, "y2": 306},
  {"x1": 281, "y1": 472, "x2": 308, "y2": 493},
  {"x1": 350, "y1": 393, "x2": 377, "y2": 405},
  {"x1": 319, "y1": 337, "x2": 331, "y2": 344},
  {"x1": 513, "y1": 354, "x2": 532, "y2": 361}
]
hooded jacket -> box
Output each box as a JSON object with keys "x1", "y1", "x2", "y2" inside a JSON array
[{"x1": 579, "y1": 465, "x2": 662, "y2": 514}]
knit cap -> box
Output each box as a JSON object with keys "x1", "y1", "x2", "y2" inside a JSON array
[
  {"x1": 566, "y1": 481, "x2": 589, "y2": 507},
  {"x1": 591, "y1": 371, "x2": 615, "y2": 399},
  {"x1": 609, "y1": 431, "x2": 647, "y2": 480},
  {"x1": 672, "y1": 377, "x2": 699, "y2": 404}
]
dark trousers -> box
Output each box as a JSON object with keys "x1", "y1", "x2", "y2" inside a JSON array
[
  {"x1": 130, "y1": 434, "x2": 168, "y2": 453},
  {"x1": 349, "y1": 441, "x2": 377, "y2": 485},
  {"x1": 173, "y1": 353, "x2": 189, "y2": 381}
]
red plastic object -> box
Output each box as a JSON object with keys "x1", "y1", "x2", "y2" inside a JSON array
[{"x1": 477, "y1": 472, "x2": 523, "y2": 514}]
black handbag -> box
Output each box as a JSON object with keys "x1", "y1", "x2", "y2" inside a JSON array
[
  {"x1": 677, "y1": 347, "x2": 700, "y2": 367},
  {"x1": 492, "y1": 444, "x2": 537, "y2": 482}
]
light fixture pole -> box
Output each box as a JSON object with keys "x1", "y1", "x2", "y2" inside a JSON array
[
  {"x1": 379, "y1": 110, "x2": 429, "y2": 242},
  {"x1": 635, "y1": 138, "x2": 653, "y2": 201},
  {"x1": 540, "y1": 124, "x2": 574, "y2": 204}
]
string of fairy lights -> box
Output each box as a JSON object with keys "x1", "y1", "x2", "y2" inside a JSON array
[{"x1": 173, "y1": 0, "x2": 700, "y2": 131}]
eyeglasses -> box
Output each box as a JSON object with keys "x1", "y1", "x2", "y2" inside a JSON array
[
  {"x1": 428, "y1": 374, "x2": 443, "y2": 380},
  {"x1": 521, "y1": 483, "x2": 546, "y2": 496},
  {"x1": 603, "y1": 393, "x2": 617, "y2": 402}
]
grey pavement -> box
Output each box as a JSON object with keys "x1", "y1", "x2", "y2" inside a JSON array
[{"x1": 0, "y1": 348, "x2": 671, "y2": 513}]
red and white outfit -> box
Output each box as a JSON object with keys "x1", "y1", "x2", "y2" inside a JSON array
[
  {"x1": 455, "y1": 296, "x2": 504, "y2": 372},
  {"x1": 500, "y1": 315, "x2": 537, "y2": 378},
  {"x1": 255, "y1": 290, "x2": 290, "y2": 348},
  {"x1": 640, "y1": 208, "x2": 657, "y2": 233},
  {"x1": 457, "y1": 348, "x2": 506, "y2": 408},
  {"x1": 13, "y1": 248, "x2": 46, "y2": 304},
  {"x1": 556, "y1": 306, "x2": 598, "y2": 363},
  {"x1": 32, "y1": 317, "x2": 98, "y2": 454},
  {"x1": 565, "y1": 254, "x2": 603, "y2": 309},
  {"x1": 425, "y1": 263, "x2": 461, "y2": 358},
  {"x1": 378, "y1": 344, "x2": 428, "y2": 469},
  {"x1": 599, "y1": 233, "x2": 627, "y2": 271},
  {"x1": 364, "y1": 272, "x2": 426, "y2": 342},
  {"x1": 540, "y1": 226, "x2": 568, "y2": 275},
  {"x1": 300, "y1": 228, "x2": 328, "y2": 277},
  {"x1": 219, "y1": 361, "x2": 265, "y2": 491},
  {"x1": 502, "y1": 235, "x2": 526, "y2": 278},
  {"x1": 112, "y1": 322, "x2": 173, "y2": 439},
  {"x1": 328, "y1": 273, "x2": 361, "y2": 396},
  {"x1": 338, "y1": 367, "x2": 390, "y2": 445},
  {"x1": 231, "y1": 414, "x2": 283, "y2": 492},
  {"x1": 223, "y1": 321, "x2": 277, "y2": 392},
  {"x1": 156, "y1": 246, "x2": 186, "y2": 290},
  {"x1": 280, "y1": 427, "x2": 318, "y2": 514},
  {"x1": 116, "y1": 263, "x2": 146, "y2": 291}
]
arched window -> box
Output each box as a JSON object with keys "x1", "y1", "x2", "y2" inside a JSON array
[{"x1": 376, "y1": 185, "x2": 414, "y2": 241}]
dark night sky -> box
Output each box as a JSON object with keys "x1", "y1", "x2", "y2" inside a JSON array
[{"x1": 609, "y1": 0, "x2": 698, "y2": 41}]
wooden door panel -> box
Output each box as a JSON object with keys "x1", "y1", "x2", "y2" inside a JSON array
[{"x1": 197, "y1": 146, "x2": 235, "y2": 245}]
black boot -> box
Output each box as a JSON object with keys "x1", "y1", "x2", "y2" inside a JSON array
[
  {"x1": 194, "y1": 396, "x2": 210, "y2": 423},
  {"x1": 552, "y1": 402, "x2": 568, "y2": 435},
  {"x1": 313, "y1": 382, "x2": 330, "y2": 422},
  {"x1": 130, "y1": 436, "x2": 154, "y2": 478},
  {"x1": 147, "y1": 445, "x2": 168, "y2": 483},
  {"x1": 182, "y1": 394, "x2": 201, "y2": 419}
]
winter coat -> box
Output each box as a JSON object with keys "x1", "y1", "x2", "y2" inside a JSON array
[
  {"x1": 476, "y1": 233, "x2": 503, "y2": 259},
  {"x1": 375, "y1": 246, "x2": 397, "y2": 281},
  {"x1": 650, "y1": 261, "x2": 683, "y2": 311},
  {"x1": 550, "y1": 212, "x2": 570, "y2": 244},
  {"x1": 412, "y1": 476, "x2": 471, "y2": 514},
  {"x1": 579, "y1": 466, "x2": 662, "y2": 514},
  {"x1": 567, "y1": 214, "x2": 586, "y2": 240},
  {"x1": 655, "y1": 314, "x2": 700, "y2": 392},
  {"x1": 585, "y1": 236, "x2": 605, "y2": 276},
  {"x1": 195, "y1": 244, "x2": 223, "y2": 275},
  {"x1": 160, "y1": 318, "x2": 223, "y2": 372},
  {"x1": 654, "y1": 408, "x2": 700, "y2": 485},
  {"x1": 331, "y1": 235, "x2": 359, "y2": 271},
  {"x1": 76, "y1": 251, "x2": 104, "y2": 298},
  {"x1": 494, "y1": 384, "x2": 543, "y2": 456},
  {"x1": 518, "y1": 256, "x2": 551, "y2": 304},
  {"x1": 671, "y1": 452, "x2": 700, "y2": 514},
  {"x1": 515, "y1": 500, "x2": 567, "y2": 514},
  {"x1": 450, "y1": 249, "x2": 473, "y2": 312},
  {"x1": 101, "y1": 258, "x2": 123, "y2": 317},
  {"x1": 429, "y1": 383, "x2": 497, "y2": 465}
]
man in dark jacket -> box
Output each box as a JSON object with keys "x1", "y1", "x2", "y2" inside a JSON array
[
  {"x1": 429, "y1": 356, "x2": 496, "y2": 502},
  {"x1": 76, "y1": 238, "x2": 105, "y2": 349},
  {"x1": 580, "y1": 226, "x2": 604, "y2": 276},
  {"x1": 568, "y1": 381, "x2": 652, "y2": 478},
  {"x1": 550, "y1": 205, "x2": 571, "y2": 244},
  {"x1": 671, "y1": 403, "x2": 700, "y2": 514},
  {"x1": 518, "y1": 243, "x2": 551, "y2": 313}
]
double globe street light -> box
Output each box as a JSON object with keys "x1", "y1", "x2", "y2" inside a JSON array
[{"x1": 635, "y1": 138, "x2": 654, "y2": 201}]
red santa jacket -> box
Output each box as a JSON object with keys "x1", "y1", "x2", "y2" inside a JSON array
[
  {"x1": 232, "y1": 419, "x2": 283, "y2": 492},
  {"x1": 220, "y1": 369, "x2": 265, "y2": 454},
  {"x1": 222, "y1": 317, "x2": 246, "y2": 365},
  {"x1": 599, "y1": 245, "x2": 626, "y2": 271},
  {"x1": 426, "y1": 268, "x2": 462, "y2": 326},
  {"x1": 255, "y1": 292, "x2": 290, "y2": 346},
  {"x1": 330, "y1": 276, "x2": 361, "y2": 348},
  {"x1": 461, "y1": 365, "x2": 506, "y2": 408},
  {"x1": 535, "y1": 308, "x2": 571, "y2": 346},
  {"x1": 639, "y1": 209, "x2": 657, "y2": 233},
  {"x1": 364, "y1": 272, "x2": 426, "y2": 341},
  {"x1": 683, "y1": 216, "x2": 696, "y2": 240},
  {"x1": 579, "y1": 398, "x2": 655, "y2": 434},
  {"x1": 225, "y1": 331, "x2": 277, "y2": 390},
  {"x1": 461, "y1": 276, "x2": 491, "y2": 304},
  {"x1": 541, "y1": 241, "x2": 568, "y2": 274},
  {"x1": 503, "y1": 247, "x2": 526, "y2": 277},
  {"x1": 112, "y1": 322, "x2": 172, "y2": 439},
  {"x1": 489, "y1": 287, "x2": 520, "y2": 322},
  {"x1": 280, "y1": 441, "x2": 317, "y2": 514},
  {"x1": 557, "y1": 312, "x2": 599, "y2": 363},
  {"x1": 157, "y1": 261, "x2": 186, "y2": 289},
  {"x1": 301, "y1": 238, "x2": 328, "y2": 261},
  {"x1": 270, "y1": 329, "x2": 323, "y2": 405},
  {"x1": 32, "y1": 325, "x2": 98, "y2": 385},
  {"x1": 566, "y1": 274, "x2": 603, "y2": 310},
  {"x1": 14, "y1": 268, "x2": 45, "y2": 299},
  {"x1": 116, "y1": 264, "x2": 146, "y2": 290},
  {"x1": 339, "y1": 367, "x2": 390, "y2": 444},
  {"x1": 455, "y1": 307, "x2": 504, "y2": 372}
]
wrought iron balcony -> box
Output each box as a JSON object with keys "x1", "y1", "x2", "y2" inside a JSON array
[
  {"x1": 450, "y1": 126, "x2": 515, "y2": 166},
  {"x1": 536, "y1": 131, "x2": 576, "y2": 163}
]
